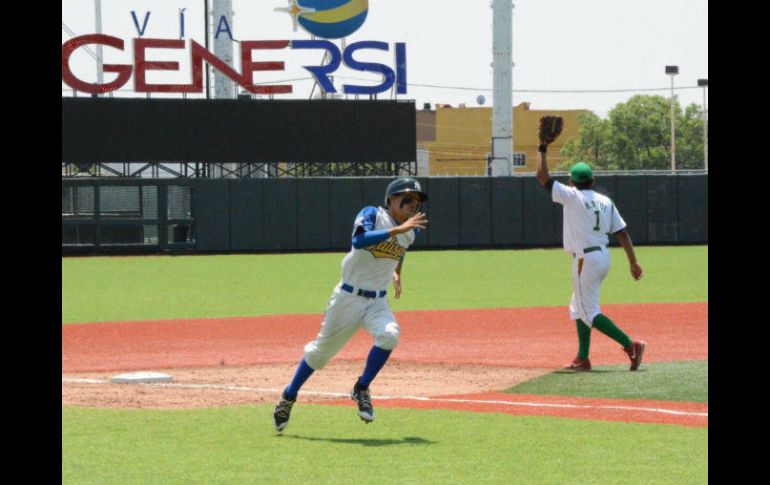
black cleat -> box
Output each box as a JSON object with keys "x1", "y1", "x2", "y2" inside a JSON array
[
  {"x1": 272, "y1": 390, "x2": 296, "y2": 432},
  {"x1": 351, "y1": 378, "x2": 374, "y2": 423}
]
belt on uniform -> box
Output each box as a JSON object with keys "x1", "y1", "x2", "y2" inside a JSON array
[
  {"x1": 573, "y1": 246, "x2": 603, "y2": 257},
  {"x1": 341, "y1": 283, "x2": 387, "y2": 299}
]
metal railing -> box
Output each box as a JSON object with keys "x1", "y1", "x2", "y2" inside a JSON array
[{"x1": 62, "y1": 161, "x2": 419, "y2": 178}]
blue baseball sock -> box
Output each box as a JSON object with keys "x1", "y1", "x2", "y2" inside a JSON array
[
  {"x1": 358, "y1": 346, "x2": 392, "y2": 388},
  {"x1": 284, "y1": 358, "x2": 314, "y2": 400}
]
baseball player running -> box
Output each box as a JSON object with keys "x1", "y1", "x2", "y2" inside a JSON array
[
  {"x1": 536, "y1": 116, "x2": 646, "y2": 372},
  {"x1": 273, "y1": 178, "x2": 429, "y2": 432}
]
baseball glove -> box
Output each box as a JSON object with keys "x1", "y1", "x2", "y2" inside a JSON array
[{"x1": 538, "y1": 116, "x2": 564, "y2": 145}]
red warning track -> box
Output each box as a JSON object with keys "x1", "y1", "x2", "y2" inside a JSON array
[{"x1": 62, "y1": 302, "x2": 707, "y2": 426}]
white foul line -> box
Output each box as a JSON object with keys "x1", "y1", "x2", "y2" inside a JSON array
[{"x1": 62, "y1": 378, "x2": 707, "y2": 418}]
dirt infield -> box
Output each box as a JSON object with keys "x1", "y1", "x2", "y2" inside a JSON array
[
  {"x1": 62, "y1": 302, "x2": 707, "y2": 426},
  {"x1": 62, "y1": 361, "x2": 550, "y2": 408}
]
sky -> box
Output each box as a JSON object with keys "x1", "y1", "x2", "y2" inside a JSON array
[{"x1": 62, "y1": 0, "x2": 708, "y2": 118}]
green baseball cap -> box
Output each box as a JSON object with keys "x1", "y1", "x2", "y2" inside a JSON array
[{"x1": 570, "y1": 162, "x2": 593, "y2": 183}]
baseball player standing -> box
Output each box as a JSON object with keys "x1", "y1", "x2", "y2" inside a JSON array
[
  {"x1": 536, "y1": 117, "x2": 646, "y2": 372},
  {"x1": 273, "y1": 178, "x2": 429, "y2": 432}
]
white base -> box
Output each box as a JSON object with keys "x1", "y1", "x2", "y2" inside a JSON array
[{"x1": 110, "y1": 371, "x2": 173, "y2": 384}]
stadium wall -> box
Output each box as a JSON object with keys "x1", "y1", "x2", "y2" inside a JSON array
[{"x1": 62, "y1": 174, "x2": 707, "y2": 254}]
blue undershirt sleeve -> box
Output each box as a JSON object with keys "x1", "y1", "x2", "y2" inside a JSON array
[{"x1": 352, "y1": 229, "x2": 391, "y2": 249}]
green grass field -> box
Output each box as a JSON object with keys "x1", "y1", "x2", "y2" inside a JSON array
[
  {"x1": 62, "y1": 246, "x2": 707, "y2": 324},
  {"x1": 62, "y1": 405, "x2": 707, "y2": 485},
  {"x1": 62, "y1": 246, "x2": 708, "y2": 484},
  {"x1": 506, "y1": 361, "x2": 708, "y2": 403}
]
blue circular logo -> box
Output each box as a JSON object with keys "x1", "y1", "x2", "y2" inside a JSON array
[{"x1": 277, "y1": 0, "x2": 369, "y2": 39}]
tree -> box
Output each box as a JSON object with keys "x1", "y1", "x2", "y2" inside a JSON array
[
  {"x1": 676, "y1": 103, "x2": 706, "y2": 169},
  {"x1": 558, "y1": 112, "x2": 610, "y2": 170},
  {"x1": 560, "y1": 95, "x2": 705, "y2": 170}
]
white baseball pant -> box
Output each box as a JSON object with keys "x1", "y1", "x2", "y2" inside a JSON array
[
  {"x1": 303, "y1": 285, "x2": 400, "y2": 370},
  {"x1": 569, "y1": 248, "x2": 611, "y2": 326}
]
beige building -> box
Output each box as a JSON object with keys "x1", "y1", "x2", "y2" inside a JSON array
[{"x1": 417, "y1": 102, "x2": 589, "y2": 176}]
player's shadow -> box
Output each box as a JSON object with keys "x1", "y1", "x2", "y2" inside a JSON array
[
  {"x1": 279, "y1": 435, "x2": 437, "y2": 447},
  {"x1": 553, "y1": 369, "x2": 646, "y2": 374},
  {"x1": 553, "y1": 369, "x2": 613, "y2": 374}
]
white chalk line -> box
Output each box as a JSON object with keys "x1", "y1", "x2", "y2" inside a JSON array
[{"x1": 62, "y1": 378, "x2": 708, "y2": 418}]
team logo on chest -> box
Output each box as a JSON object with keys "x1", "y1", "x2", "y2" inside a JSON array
[{"x1": 367, "y1": 237, "x2": 406, "y2": 260}]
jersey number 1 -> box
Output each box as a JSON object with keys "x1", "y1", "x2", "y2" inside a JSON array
[{"x1": 593, "y1": 210, "x2": 600, "y2": 231}]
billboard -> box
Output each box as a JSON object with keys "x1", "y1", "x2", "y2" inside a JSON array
[{"x1": 62, "y1": 97, "x2": 416, "y2": 163}]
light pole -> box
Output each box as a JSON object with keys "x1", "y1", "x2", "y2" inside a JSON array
[
  {"x1": 665, "y1": 66, "x2": 679, "y2": 172},
  {"x1": 698, "y1": 79, "x2": 708, "y2": 170},
  {"x1": 204, "y1": 0, "x2": 210, "y2": 99},
  {"x1": 94, "y1": 0, "x2": 103, "y2": 95}
]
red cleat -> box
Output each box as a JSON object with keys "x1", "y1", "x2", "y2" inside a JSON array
[
  {"x1": 624, "y1": 340, "x2": 646, "y2": 371},
  {"x1": 562, "y1": 356, "x2": 592, "y2": 372}
]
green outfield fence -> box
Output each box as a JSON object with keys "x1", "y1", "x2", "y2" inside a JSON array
[{"x1": 61, "y1": 174, "x2": 707, "y2": 255}]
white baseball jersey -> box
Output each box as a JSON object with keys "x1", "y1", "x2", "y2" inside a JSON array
[
  {"x1": 340, "y1": 206, "x2": 417, "y2": 292},
  {"x1": 302, "y1": 206, "x2": 417, "y2": 370},
  {"x1": 552, "y1": 182, "x2": 626, "y2": 254}
]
